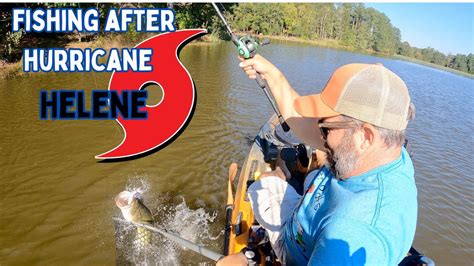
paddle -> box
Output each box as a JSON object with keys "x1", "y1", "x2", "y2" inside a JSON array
[{"x1": 223, "y1": 163, "x2": 238, "y2": 255}]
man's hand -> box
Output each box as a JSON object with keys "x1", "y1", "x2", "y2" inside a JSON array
[
  {"x1": 216, "y1": 252, "x2": 247, "y2": 266},
  {"x1": 238, "y1": 54, "x2": 279, "y2": 80}
]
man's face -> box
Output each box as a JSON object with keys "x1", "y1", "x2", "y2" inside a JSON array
[{"x1": 320, "y1": 116, "x2": 361, "y2": 179}]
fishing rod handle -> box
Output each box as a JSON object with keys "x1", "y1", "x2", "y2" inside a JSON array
[
  {"x1": 255, "y1": 73, "x2": 290, "y2": 132},
  {"x1": 254, "y1": 73, "x2": 267, "y2": 89},
  {"x1": 280, "y1": 120, "x2": 290, "y2": 132}
]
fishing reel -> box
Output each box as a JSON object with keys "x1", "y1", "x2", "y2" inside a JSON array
[
  {"x1": 280, "y1": 144, "x2": 311, "y2": 195},
  {"x1": 280, "y1": 144, "x2": 310, "y2": 170},
  {"x1": 243, "y1": 224, "x2": 276, "y2": 265},
  {"x1": 232, "y1": 35, "x2": 270, "y2": 59},
  {"x1": 259, "y1": 136, "x2": 311, "y2": 195},
  {"x1": 259, "y1": 137, "x2": 310, "y2": 172}
]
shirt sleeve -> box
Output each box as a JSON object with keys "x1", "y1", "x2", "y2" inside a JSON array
[{"x1": 308, "y1": 219, "x2": 388, "y2": 266}]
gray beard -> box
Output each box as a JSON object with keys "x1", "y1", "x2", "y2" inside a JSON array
[{"x1": 325, "y1": 131, "x2": 360, "y2": 180}]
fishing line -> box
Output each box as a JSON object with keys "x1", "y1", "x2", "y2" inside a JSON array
[{"x1": 211, "y1": 2, "x2": 291, "y2": 132}]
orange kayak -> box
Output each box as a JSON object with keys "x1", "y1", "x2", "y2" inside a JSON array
[{"x1": 224, "y1": 115, "x2": 295, "y2": 264}]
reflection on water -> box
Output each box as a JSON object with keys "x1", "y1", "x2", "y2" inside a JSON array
[{"x1": 0, "y1": 40, "x2": 473, "y2": 265}]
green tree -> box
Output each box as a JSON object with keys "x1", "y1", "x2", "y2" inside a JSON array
[
  {"x1": 453, "y1": 54, "x2": 468, "y2": 72},
  {"x1": 467, "y1": 54, "x2": 474, "y2": 74},
  {"x1": 370, "y1": 10, "x2": 399, "y2": 54},
  {"x1": 432, "y1": 51, "x2": 446, "y2": 65},
  {"x1": 281, "y1": 4, "x2": 298, "y2": 36},
  {"x1": 399, "y1": 41, "x2": 414, "y2": 57},
  {"x1": 314, "y1": 4, "x2": 336, "y2": 39},
  {"x1": 339, "y1": 4, "x2": 356, "y2": 46}
]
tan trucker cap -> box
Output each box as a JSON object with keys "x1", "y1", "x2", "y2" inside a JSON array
[{"x1": 294, "y1": 63, "x2": 411, "y2": 130}]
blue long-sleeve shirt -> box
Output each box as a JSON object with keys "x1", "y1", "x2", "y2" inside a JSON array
[{"x1": 283, "y1": 148, "x2": 418, "y2": 265}]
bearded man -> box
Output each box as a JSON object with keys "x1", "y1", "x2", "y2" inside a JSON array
[{"x1": 217, "y1": 55, "x2": 417, "y2": 265}]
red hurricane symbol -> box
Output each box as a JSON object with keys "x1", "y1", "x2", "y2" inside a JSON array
[{"x1": 96, "y1": 29, "x2": 207, "y2": 160}]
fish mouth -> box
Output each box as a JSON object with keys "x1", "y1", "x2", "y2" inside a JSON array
[{"x1": 115, "y1": 191, "x2": 133, "y2": 208}]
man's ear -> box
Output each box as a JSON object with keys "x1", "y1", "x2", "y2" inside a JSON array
[{"x1": 360, "y1": 123, "x2": 376, "y2": 150}]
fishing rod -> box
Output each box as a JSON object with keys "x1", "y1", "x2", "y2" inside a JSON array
[
  {"x1": 211, "y1": 3, "x2": 291, "y2": 132},
  {"x1": 112, "y1": 217, "x2": 224, "y2": 262}
]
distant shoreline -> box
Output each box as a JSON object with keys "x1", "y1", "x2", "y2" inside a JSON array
[
  {"x1": 1, "y1": 34, "x2": 472, "y2": 80},
  {"x1": 257, "y1": 34, "x2": 474, "y2": 79},
  {"x1": 391, "y1": 54, "x2": 474, "y2": 79}
]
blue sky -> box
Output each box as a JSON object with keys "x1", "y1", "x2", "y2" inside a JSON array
[{"x1": 365, "y1": 3, "x2": 473, "y2": 55}]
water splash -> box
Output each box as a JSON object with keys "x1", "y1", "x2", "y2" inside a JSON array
[
  {"x1": 124, "y1": 176, "x2": 151, "y2": 195},
  {"x1": 114, "y1": 177, "x2": 221, "y2": 265},
  {"x1": 161, "y1": 197, "x2": 220, "y2": 243}
]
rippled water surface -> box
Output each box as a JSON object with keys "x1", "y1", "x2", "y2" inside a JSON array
[{"x1": 0, "y1": 40, "x2": 473, "y2": 265}]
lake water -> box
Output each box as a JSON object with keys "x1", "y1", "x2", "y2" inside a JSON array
[{"x1": 0, "y1": 39, "x2": 473, "y2": 265}]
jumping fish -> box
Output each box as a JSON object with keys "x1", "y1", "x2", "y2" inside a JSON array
[{"x1": 115, "y1": 190, "x2": 154, "y2": 245}]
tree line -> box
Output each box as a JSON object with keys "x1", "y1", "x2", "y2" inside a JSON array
[
  {"x1": 0, "y1": 3, "x2": 472, "y2": 75},
  {"x1": 224, "y1": 3, "x2": 473, "y2": 74}
]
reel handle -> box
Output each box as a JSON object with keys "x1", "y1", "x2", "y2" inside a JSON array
[{"x1": 260, "y1": 39, "x2": 270, "y2": 46}]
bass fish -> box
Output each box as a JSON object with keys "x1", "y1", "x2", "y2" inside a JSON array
[{"x1": 115, "y1": 190, "x2": 154, "y2": 245}]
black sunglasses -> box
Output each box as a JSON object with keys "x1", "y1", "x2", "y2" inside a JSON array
[{"x1": 318, "y1": 121, "x2": 358, "y2": 140}]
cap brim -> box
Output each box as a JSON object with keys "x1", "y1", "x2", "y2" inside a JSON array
[{"x1": 294, "y1": 94, "x2": 340, "y2": 118}]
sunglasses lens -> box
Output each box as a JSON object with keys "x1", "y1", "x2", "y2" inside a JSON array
[{"x1": 319, "y1": 127, "x2": 328, "y2": 139}]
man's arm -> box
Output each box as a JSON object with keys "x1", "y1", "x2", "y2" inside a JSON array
[
  {"x1": 239, "y1": 55, "x2": 324, "y2": 149},
  {"x1": 308, "y1": 220, "x2": 387, "y2": 265}
]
